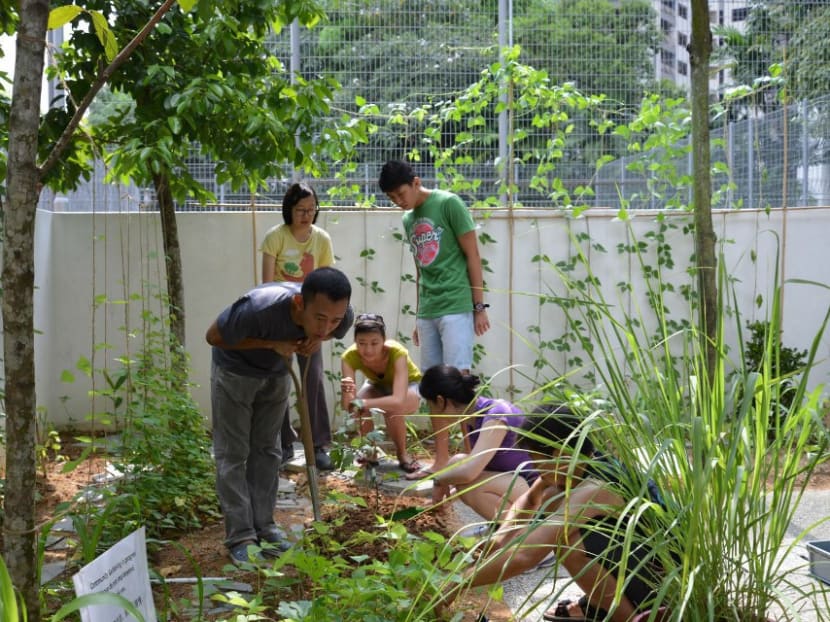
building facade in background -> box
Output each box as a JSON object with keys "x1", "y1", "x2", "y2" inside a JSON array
[{"x1": 654, "y1": 0, "x2": 750, "y2": 95}]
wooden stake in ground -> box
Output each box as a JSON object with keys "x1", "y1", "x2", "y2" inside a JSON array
[{"x1": 285, "y1": 356, "x2": 322, "y2": 521}]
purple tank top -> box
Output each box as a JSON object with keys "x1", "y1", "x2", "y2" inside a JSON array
[{"x1": 465, "y1": 397, "x2": 537, "y2": 482}]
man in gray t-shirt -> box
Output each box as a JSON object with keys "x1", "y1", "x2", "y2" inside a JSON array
[{"x1": 206, "y1": 267, "x2": 354, "y2": 562}]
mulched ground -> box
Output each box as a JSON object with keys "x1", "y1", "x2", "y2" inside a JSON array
[{"x1": 28, "y1": 448, "x2": 514, "y2": 621}]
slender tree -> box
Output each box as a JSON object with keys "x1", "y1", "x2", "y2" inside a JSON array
[
  {"x1": 53, "y1": 0, "x2": 367, "y2": 353},
  {"x1": 3, "y1": 2, "x2": 49, "y2": 616},
  {"x1": 3, "y1": 1, "x2": 182, "y2": 613},
  {"x1": 689, "y1": 0, "x2": 717, "y2": 376}
]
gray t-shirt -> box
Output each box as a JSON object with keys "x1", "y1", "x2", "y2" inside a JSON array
[{"x1": 211, "y1": 282, "x2": 354, "y2": 377}]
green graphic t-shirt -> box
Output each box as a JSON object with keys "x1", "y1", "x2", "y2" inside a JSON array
[{"x1": 402, "y1": 189, "x2": 476, "y2": 318}]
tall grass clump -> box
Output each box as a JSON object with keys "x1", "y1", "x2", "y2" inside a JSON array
[{"x1": 530, "y1": 234, "x2": 830, "y2": 621}]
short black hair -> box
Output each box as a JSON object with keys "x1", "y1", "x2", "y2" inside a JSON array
[
  {"x1": 378, "y1": 160, "x2": 417, "y2": 193},
  {"x1": 301, "y1": 267, "x2": 351, "y2": 303},
  {"x1": 520, "y1": 404, "x2": 594, "y2": 458},
  {"x1": 282, "y1": 182, "x2": 319, "y2": 226}
]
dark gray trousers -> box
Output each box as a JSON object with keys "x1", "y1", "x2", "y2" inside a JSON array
[{"x1": 211, "y1": 363, "x2": 290, "y2": 548}]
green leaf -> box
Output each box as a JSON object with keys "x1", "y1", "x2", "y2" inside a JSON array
[
  {"x1": 178, "y1": 0, "x2": 199, "y2": 12},
  {"x1": 48, "y1": 5, "x2": 83, "y2": 30},
  {"x1": 61, "y1": 369, "x2": 75, "y2": 383},
  {"x1": 167, "y1": 117, "x2": 181, "y2": 135},
  {"x1": 88, "y1": 10, "x2": 118, "y2": 62},
  {"x1": 51, "y1": 592, "x2": 146, "y2": 622},
  {"x1": 61, "y1": 446, "x2": 92, "y2": 473},
  {"x1": 0, "y1": 555, "x2": 21, "y2": 622}
]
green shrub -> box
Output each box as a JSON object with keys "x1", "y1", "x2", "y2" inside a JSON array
[{"x1": 63, "y1": 295, "x2": 219, "y2": 551}]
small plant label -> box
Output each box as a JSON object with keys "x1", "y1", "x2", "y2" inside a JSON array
[{"x1": 72, "y1": 526, "x2": 157, "y2": 622}]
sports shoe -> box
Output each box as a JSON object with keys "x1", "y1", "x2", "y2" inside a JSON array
[
  {"x1": 258, "y1": 526, "x2": 288, "y2": 542},
  {"x1": 524, "y1": 551, "x2": 557, "y2": 574},
  {"x1": 258, "y1": 531, "x2": 292, "y2": 558},
  {"x1": 314, "y1": 448, "x2": 333, "y2": 471},
  {"x1": 228, "y1": 540, "x2": 263, "y2": 564},
  {"x1": 536, "y1": 551, "x2": 557, "y2": 569}
]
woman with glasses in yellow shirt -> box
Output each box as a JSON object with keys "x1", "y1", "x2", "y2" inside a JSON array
[{"x1": 262, "y1": 182, "x2": 336, "y2": 469}]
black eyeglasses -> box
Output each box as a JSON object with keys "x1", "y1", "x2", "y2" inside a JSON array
[
  {"x1": 356, "y1": 313, "x2": 384, "y2": 323},
  {"x1": 293, "y1": 207, "x2": 318, "y2": 216}
]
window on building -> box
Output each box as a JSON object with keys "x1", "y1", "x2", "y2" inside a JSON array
[
  {"x1": 678, "y1": 32, "x2": 688, "y2": 47},
  {"x1": 662, "y1": 0, "x2": 675, "y2": 8},
  {"x1": 732, "y1": 8, "x2": 748, "y2": 21},
  {"x1": 661, "y1": 48, "x2": 675, "y2": 69},
  {"x1": 678, "y1": 61, "x2": 688, "y2": 76},
  {"x1": 661, "y1": 18, "x2": 672, "y2": 34},
  {"x1": 678, "y1": 4, "x2": 688, "y2": 19}
]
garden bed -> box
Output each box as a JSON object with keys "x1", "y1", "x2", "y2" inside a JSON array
[{"x1": 29, "y1": 444, "x2": 515, "y2": 621}]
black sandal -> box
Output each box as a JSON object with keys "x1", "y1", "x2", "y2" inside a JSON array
[
  {"x1": 398, "y1": 459, "x2": 423, "y2": 474},
  {"x1": 543, "y1": 595, "x2": 609, "y2": 622}
]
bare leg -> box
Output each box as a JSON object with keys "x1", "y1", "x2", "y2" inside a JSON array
[
  {"x1": 430, "y1": 412, "x2": 452, "y2": 469},
  {"x1": 389, "y1": 386, "x2": 423, "y2": 464},
  {"x1": 547, "y1": 486, "x2": 640, "y2": 622},
  {"x1": 556, "y1": 533, "x2": 637, "y2": 622},
  {"x1": 356, "y1": 386, "x2": 379, "y2": 437},
  {"x1": 383, "y1": 410, "x2": 410, "y2": 464},
  {"x1": 458, "y1": 471, "x2": 530, "y2": 522}
]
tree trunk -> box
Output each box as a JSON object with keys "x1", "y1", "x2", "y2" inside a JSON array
[
  {"x1": 153, "y1": 172, "x2": 186, "y2": 353},
  {"x1": 3, "y1": 1, "x2": 49, "y2": 618},
  {"x1": 689, "y1": 0, "x2": 718, "y2": 378}
]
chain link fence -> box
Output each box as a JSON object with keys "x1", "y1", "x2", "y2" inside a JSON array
[{"x1": 39, "y1": 0, "x2": 830, "y2": 212}]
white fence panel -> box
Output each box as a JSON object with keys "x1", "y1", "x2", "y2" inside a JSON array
[{"x1": 29, "y1": 206, "x2": 830, "y2": 429}]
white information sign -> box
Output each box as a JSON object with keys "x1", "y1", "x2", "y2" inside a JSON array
[{"x1": 72, "y1": 526, "x2": 157, "y2": 622}]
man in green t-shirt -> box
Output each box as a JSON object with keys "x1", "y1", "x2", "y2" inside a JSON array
[{"x1": 378, "y1": 160, "x2": 491, "y2": 478}]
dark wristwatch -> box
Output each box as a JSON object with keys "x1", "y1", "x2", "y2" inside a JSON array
[{"x1": 473, "y1": 302, "x2": 489, "y2": 313}]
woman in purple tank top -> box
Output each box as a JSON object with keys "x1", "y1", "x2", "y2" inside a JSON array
[{"x1": 418, "y1": 365, "x2": 537, "y2": 522}]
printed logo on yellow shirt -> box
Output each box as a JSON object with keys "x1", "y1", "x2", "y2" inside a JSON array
[{"x1": 281, "y1": 252, "x2": 315, "y2": 281}]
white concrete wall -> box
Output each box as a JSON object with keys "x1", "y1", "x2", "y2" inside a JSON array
[{"x1": 30, "y1": 206, "x2": 830, "y2": 430}]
